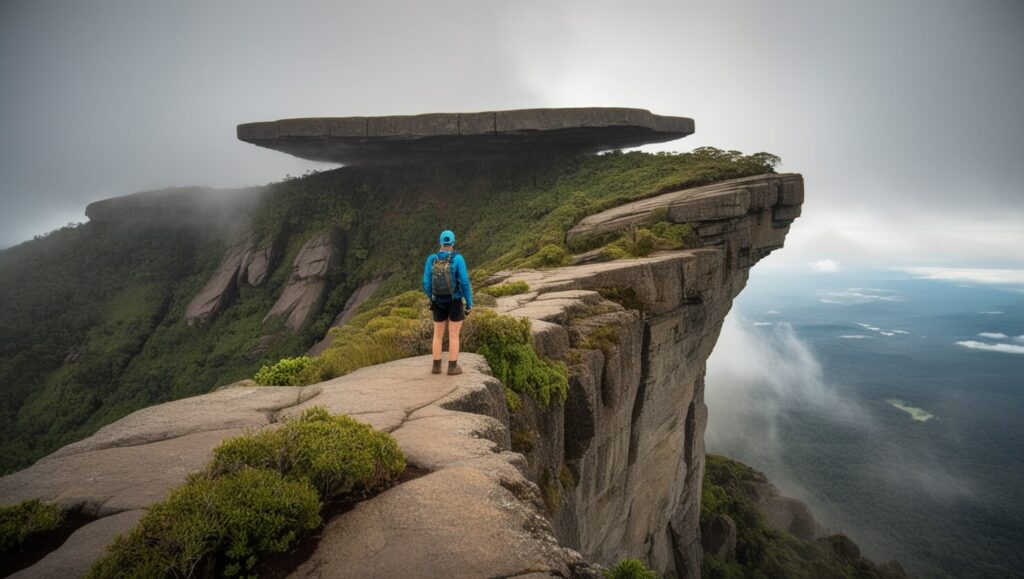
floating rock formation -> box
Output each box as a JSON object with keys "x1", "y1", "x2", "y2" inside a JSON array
[
  {"x1": 184, "y1": 231, "x2": 280, "y2": 325},
  {"x1": 237, "y1": 107, "x2": 694, "y2": 165}
]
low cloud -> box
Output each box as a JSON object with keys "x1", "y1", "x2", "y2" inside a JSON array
[
  {"x1": 810, "y1": 259, "x2": 841, "y2": 272},
  {"x1": 706, "y1": 312, "x2": 977, "y2": 534},
  {"x1": 901, "y1": 267, "x2": 1024, "y2": 285},
  {"x1": 978, "y1": 332, "x2": 1008, "y2": 339},
  {"x1": 956, "y1": 340, "x2": 1024, "y2": 355},
  {"x1": 819, "y1": 289, "x2": 905, "y2": 305}
]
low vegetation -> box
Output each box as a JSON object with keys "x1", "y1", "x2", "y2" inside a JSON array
[
  {"x1": 253, "y1": 292, "x2": 570, "y2": 413},
  {"x1": 578, "y1": 324, "x2": 621, "y2": 356},
  {"x1": 603, "y1": 558, "x2": 659, "y2": 579},
  {"x1": 88, "y1": 407, "x2": 404, "y2": 578},
  {"x1": 701, "y1": 454, "x2": 907, "y2": 579},
  {"x1": 0, "y1": 499, "x2": 63, "y2": 556},
  {"x1": 88, "y1": 468, "x2": 321, "y2": 578},
  {"x1": 252, "y1": 356, "x2": 319, "y2": 386},
  {"x1": 483, "y1": 280, "x2": 530, "y2": 297},
  {"x1": 209, "y1": 407, "x2": 405, "y2": 499}
]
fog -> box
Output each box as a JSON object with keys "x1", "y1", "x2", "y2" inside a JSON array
[
  {"x1": 705, "y1": 312, "x2": 977, "y2": 533},
  {"x1": 2, "y1": 0, "x2": 1023, "y2": 264}
]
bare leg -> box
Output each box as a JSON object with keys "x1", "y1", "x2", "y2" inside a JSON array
[
  {"x1": 448, "y1": 320, "x2": 462, "y2": 362},
  {"x1": 432, "y1": 321, "x2": 446, "y2": 361}
]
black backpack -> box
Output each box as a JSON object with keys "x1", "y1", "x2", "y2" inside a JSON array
[{"x1": 431, "y1": 251, "x2": 457, "y2": 297}]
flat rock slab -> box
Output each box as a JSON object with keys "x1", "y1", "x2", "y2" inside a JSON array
[{"x1": 237, "y1": 107, "x2": 694, "y2": 165}]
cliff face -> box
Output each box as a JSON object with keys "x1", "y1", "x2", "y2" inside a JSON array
[{"x1": 487, "y1": 173, "x2": 803, "y2": 577}]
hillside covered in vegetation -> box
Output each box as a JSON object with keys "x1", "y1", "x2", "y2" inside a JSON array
[{"x1": 0, "y1": 148, "x2": 778, "y2": 474}]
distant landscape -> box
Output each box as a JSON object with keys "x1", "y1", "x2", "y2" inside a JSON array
[{"x1": 706, "y1": 266, "x2": 1024, "y2": 578}]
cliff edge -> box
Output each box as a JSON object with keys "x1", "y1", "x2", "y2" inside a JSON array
[{"x1": 1, "y1": 172, "x2": 803, "y2": 577}]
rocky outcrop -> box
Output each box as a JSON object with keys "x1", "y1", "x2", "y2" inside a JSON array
[
  {"x1": 237, "y1": 107, "x2": 694, "y2": 165},
  {"x1": 307, "y1": 278, "x2": 383, "y2": 356},
  {"x1": 264, "y1": 230, "x2": 342, "y2": 331},
  {"x1": 0, "y1": 355, "x2": 600, "y2": 578},
  {"x1": 743, "y1": 471, "x2": 825, "y2": 541},
  {"x1": 700, "y1": 514, "x2": 737, "y2": 559},
  {"x1": 184, "y1": 231, "x2": 280, "y2": 325}
]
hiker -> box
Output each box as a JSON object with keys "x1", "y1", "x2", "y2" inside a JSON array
[{"x1": 423, "y1": 229, "x2": 473, "y2": 375}]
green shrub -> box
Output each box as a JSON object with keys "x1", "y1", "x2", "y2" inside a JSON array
[
  {"x1": 540, "y1": 468, "x2": 561, "y2": 513},
  {"x1": 0, "y1": 499, "x2": 63, "y2": 555},
  {"x1": 465, "y1": 310, "x2": 568, "y2": 409},
  {"x1": 578, "y1": 324, "x2": 621, "y2": 356},
  {"x1": 484, "y1": 280, "x2": 530, "y2": 297},
  {"x1": 559, "y1": 464, "x2": 576, "y2": 489},
  {"x1": 88, "y1": 468, "x2": 321, "y2": 579},
  {"x1": 510, "y1": 426, "x2": 536, "y2": 454},
  {"x1": 599, "y1": 221, "x2": 698, "y2": 260},
  {"x1": 524, "y1": 244, "x2": 571, "y2": 268},
  {"x1": 604, "y1": 558, "x2": 658, "y2": 579},
  {"x1": 595, "y1": 287, "x2": 645, "y2": 312},
  {"x1": 210, "y1": 407, "x2": 405, "y2": 500},
  {"x1": 315, "y1": 291, "x2": 431, "y2": 382},
  {"x1": 253, "y1": 356, "x2": 321, "y2": 386}
]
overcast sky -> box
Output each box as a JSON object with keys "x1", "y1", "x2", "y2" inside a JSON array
[{"x1": 2, "y1": 0, "x2": 1022, "y2": 266}]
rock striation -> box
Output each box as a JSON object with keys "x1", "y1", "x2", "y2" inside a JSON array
[{"x1": 237, "y1": 107, "x2": 694, "y2": 165}]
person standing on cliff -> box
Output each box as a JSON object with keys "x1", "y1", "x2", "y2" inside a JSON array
[{"x1": 423, "y1": 229, "x2": 473, "y2": 375}]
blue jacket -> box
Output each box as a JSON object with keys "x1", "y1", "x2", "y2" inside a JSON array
[{"x1": 423, "y1": 250, "x2": 473, "y2": 309}]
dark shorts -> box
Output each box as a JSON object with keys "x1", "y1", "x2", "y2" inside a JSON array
[{"x1": 430, "y1": 295, "x2": 465, "y2": 322}]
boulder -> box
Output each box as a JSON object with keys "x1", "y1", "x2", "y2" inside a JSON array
[
  {"x1": 184, "y1": 236, "x2": 252, "y2": 325},
  {"x1": 306, "y1": 278, "x2": 382, "y2": 356},
  {"x1": 264, "y1": 230, "x2": 342, "y2": 331}
]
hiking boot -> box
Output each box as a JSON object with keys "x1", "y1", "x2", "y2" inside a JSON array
[
  {"x1": 432, "y1": 359, "x2": 442, "y2": 374},
  {"x1": 447, "y1": 361, "x2": 463, "y2": 375}
]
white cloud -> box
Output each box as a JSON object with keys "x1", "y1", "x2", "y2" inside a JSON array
[
  {"x1": 1015, "y1": 335, "x2": 1024, "y2": 343},
  {"x1": 956, "y1": 340, "x2": 1024, "y2": 355},
  {"x1": 979, "y1": 311, "x2": 1005, "y2": 315},
  {"x1": 839, "y1": 334, "x2": 870, "y2": 339},
  {"x1": 819, "y1": 290, "x2": 904, "y2": 305},
  {"x1": 978, "y1": 332, "x2": 1008, "y2": 339},
  {"x1": 901, "y1": 267, "x2": 1024, "y2": 285},
  {"x1": 810, "y1": 259, "x2": 841, "y2": 272}
]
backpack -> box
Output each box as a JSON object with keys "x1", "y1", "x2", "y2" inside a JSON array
[{"x1": 431, "y1": 251, "x2": 457, "y2": 297}]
